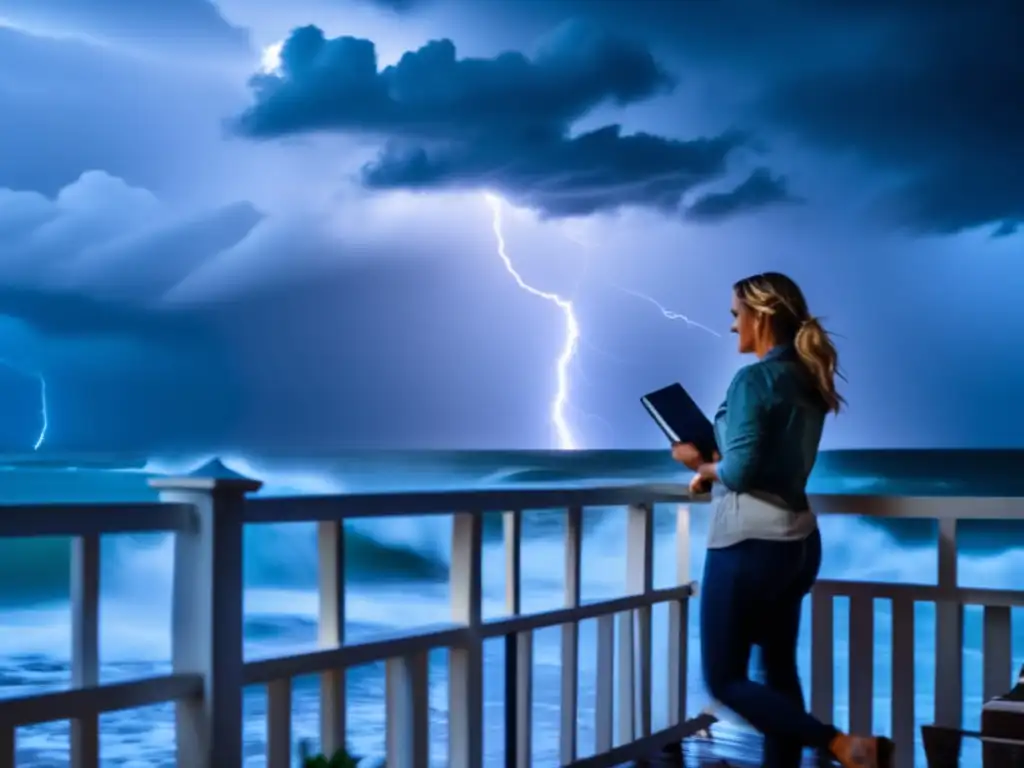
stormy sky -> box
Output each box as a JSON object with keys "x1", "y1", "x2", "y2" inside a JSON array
[{"x1": 0, "y1": 0, "x2": 1020, "y2": 453}]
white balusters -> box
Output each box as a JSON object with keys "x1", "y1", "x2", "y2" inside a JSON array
[
  {"x1": 593, "y1": 613, "x2": 615, "y2": 753},
  {"x1": 504, "y1": 510, "x2": 522, "y2": 615},
  {"x1": 618, "y1": 503, "x2": 654, "y2": 744},
  {"x1": 934, "y1": 517, "x2": 963, "y2": 730},
  {"x1": 449, "y1": 512, "x2": 483, "y2": 768},
  {"x1": 70, "y1": 534, "x2": 100, "y2": 768},
  {"x1": 982, "y1": 605, "x2": 1013, "y2": 703},
  {"x1": 4, "y1": 478, "x2": 1018, "y2": 768},
  {"x1": 635, "y1": 504, "x2": 656, "y2": 739},
  {"x1": 890, "y1": 595, "x2": 916, "y2": 767},
  {"x1": 317, "y1": 520, "x2": 347, "y2": 755},
  {"x1": 810, "y1": 589, "x2": 834, "y2": 724},
  {"x1": 559, "y1": 505, "x2": 582, "y2": 763},
  {"x1": 666, "y1": 504, "x2": 691, "y2": 727},
  {"x1": 848, "y1": 595, "x2": 875, "y2": 736},
  {"x1": 266, "y1": 678, "x2": 291, "y2": 768},
  {"x1": 385, "y1": 651, "x2": 430, "y2": 768},
  {"x1": 0, "y1": 724, "x2": 13, "y2": 768},
  {"x1": 503, "y1": 510, "x2": 532, "y2": 768}
]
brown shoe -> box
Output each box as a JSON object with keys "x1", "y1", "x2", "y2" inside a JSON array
[{"x1": 829, "y1": 734, "x2": 895, "y2": 768}]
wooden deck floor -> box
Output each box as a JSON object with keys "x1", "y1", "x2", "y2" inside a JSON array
[{"x1": 632, "y1": 732, "x2": 827, "y2": 767}]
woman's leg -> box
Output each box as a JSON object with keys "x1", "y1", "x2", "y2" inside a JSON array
[
  {"x1": 757, "y1": 530, "x2": 824, "y2": 768},
  {"x1": 772, "y1": 530, "x2": 897, "y2": 768},
  {"x1": 700, "y1": 540, "x2": 838, "y2": 752},
  {"x1": 758, "y1": 593, "x2": 811, "y2": 768},
  {"x1": 701, "y1": 532, "x2": 895, "y2": 768},
  {"x1": 700, "y1": 545, "x2": 756, "y2": 722}
]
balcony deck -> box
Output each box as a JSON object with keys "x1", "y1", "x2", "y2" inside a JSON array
[
  {"x1": 644, "y1": 734, "x2": 812, "y2": 766},
  {"x1": 0, "y1": 459, "x2": 1022, "y2": 767}
]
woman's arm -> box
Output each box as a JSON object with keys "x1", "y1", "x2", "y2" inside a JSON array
[{"x1": 700, "y1": 366, "x2": 769, "y2": 492}]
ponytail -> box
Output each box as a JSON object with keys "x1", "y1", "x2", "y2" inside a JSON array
[
  {"x1": 733, "y1": 272, "x2": 846, "y2": 415},
  {"x1": 795, "y1": 316, "x2": 845, "y2": 414}
]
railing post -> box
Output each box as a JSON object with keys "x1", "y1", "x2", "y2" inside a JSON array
[
  {"x1": 619, "y1": 503, "x2": 654, "y2": 745},
  {"x1": 318, "y1": 520, "x2": 347, "y2": 756},
  {"x1": 0, "y1": 725, "x2": 12, "y2": 766},
  {"x1": 266, "y1": 677, "x2": 293, "y2": 768},
  {"x1": 385, "y1": 651, "x2": 430, "y2": 768},
  {"x1": 560, "y1": 505, "x2": 583, "y2": 764},
  {"x1": 503, "y1": 510, "x2": 532, "y2": 768},
  {"x1": 70, "y1": 533, "x2": 100, "y2": 768},
  {"x1": 982, "y1": 605, "x2": 1013, "y2": 703},
  {"x1": 449, "y1": 512, "x2": 483, "y2": 768},
  {"x1": 934, "y1": 517, "x2": 963, "y2": 730},
  {"x1": 848, "y1": 595, "x2": 875, "y2": 736},
  {"x1": 890, "y1": 595, "x2": 916, "y2": 768},
  {"x1": 666, "y1": 504, "x2": 691, "y2": 728},
  {"x1": 149, "y1": 458, "x2": 262, "y2": 768},
  {"x1": 810, "y1": 589, "x2": 834, "y2": 724}
]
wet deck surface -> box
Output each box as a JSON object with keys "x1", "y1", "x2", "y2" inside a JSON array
[{"x1": 631, "y1": 732, "x2": 827, "y2": 767}]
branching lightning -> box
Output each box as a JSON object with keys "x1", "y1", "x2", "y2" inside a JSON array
[
  {"x1": 612, "y1": 285, "x2": 721, "y2": 337},
  {"x1": 0, "y1": 360, "x2": 48, "y2": 451},
  {"x1": 484, "y1": 194, "x2": 580, "y2": 450}
]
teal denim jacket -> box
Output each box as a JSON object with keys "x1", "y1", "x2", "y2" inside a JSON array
[{"x1": 713, "y1": 344, "x2": 826, "y2": 512}]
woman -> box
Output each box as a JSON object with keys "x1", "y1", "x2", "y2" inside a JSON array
[{"x1": 671, "y1": 272, "x2": 893, "y2": 768}]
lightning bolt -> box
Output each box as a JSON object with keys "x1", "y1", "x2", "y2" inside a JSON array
[
  {"x1": 484, "y1": 194, "x2": 580, "y2": 450},
  {"x1": 33, "y1": 372, "x2": 48, "y2": 450},
  {"x1": 612, "y1": 284, "x2": 721, "y2": 337},
  {"x1": 549, "y1": 223, "x2": 721, "y2": 339},
  {"x1": 0, "y1": 361, "x2": 48, "y2": 451}
]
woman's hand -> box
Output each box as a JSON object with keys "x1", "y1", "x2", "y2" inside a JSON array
[
  {"x1": 689, "y1": 473, "x2": 711, "y2": 494},
  {"x1": 671, "y1": 442, "x2": 703, "y2": 470}
]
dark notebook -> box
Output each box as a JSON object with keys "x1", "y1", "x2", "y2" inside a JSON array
[{"x1": 641, "y1": 383, "x2": 717, "y2": 460}]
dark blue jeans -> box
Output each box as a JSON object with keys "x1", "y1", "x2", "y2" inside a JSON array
[{"x1": 700, "y1": 528, "x2": 837, "y2": 768}]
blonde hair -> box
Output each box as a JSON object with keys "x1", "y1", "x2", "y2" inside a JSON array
[{"x1": 733, "y1": 272, "x2": 845, "y2": 414}]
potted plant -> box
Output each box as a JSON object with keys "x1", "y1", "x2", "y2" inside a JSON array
[{"x1": 298, "y1": 739, "x2": 361, "y2": 767}]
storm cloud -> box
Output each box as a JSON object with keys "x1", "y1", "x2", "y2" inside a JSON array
[
  {"x1": 537, "y1": 0, "x2": 1024, "y2": 236},
  {"x1": 0, "y1": 170, "x2": 260, "y2": 451},
  {"x1": 233, "y1": 21, "x2": 792, "y2": 222},
  {"x1": 757, "y1": 4, "x2": 1024, "y2": 235},
  {"x1": 0, "y1": 171, "x2": 262, "y2": 336},
  {"x1": 684, "y1": 169, "x2": 799, "y2": 224}
]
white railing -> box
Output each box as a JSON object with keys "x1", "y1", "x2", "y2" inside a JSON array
[
  {"x1": 243, "y1": 482, "x2": 703, "y2": 768},
  {"x1": 0, "y1": 462, "x2": 1021, "y2": 768},
  {"x1": 805, "y1": 494, "x2": 1024, "y2": 768}
]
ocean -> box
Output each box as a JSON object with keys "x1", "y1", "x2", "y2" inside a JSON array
[{"x1": 0, "y1": 449, "x2": 1022, "y2": 767}]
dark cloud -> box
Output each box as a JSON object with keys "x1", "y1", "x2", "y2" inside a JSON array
[
  {"x1": 236, "y1": 21, "x2": 673, "y2": 140},
  {"x1": 993, "y1": 221, "x2": 1018, "y2": 239},
  {"x1": 233, "y1": 22, "x2": 791, "y2": 221},
  {"x1": 0, "y1": 169, "x2": 261, "y2": 452},
  {"x1": 0, "y1": 171, "x2": 262, "y2": 336},
  {"x1": 0, "y1": 282, "x2": 242, "y2": 453},
  {"x1": 0, "y1": 286, "x2": 194, "y2": 341},
  {"x1": 363, "y1": 126, "x2": 747, "y2": 218},
  {"x1": 480, "y1": 1, "x2": 1022, "y2": 235},
  {"x1": 759, "y1": 3, "x2": 1024, "y2": 235},
  {"x1": 684, "y1": 169, "x2": 799, "y2": 224},
  {"x1": 0, "y1": 0, "x2": 249, "y2": 55}
]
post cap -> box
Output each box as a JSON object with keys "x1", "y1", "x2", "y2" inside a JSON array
[{"x1": 148, "y1": 458, "x2": 263, "y2": 493}]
